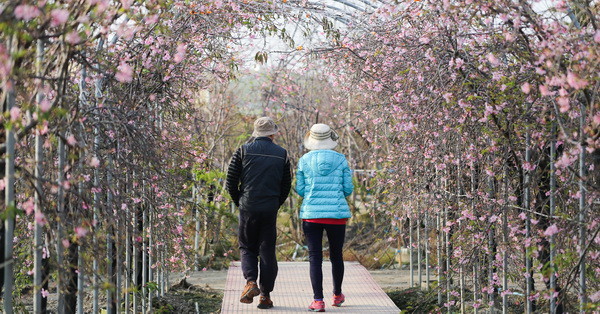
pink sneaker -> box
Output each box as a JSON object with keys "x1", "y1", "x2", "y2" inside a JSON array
[
  {"x1": 308, "y1": 300, "x2": 325, "y2": 312},
  {"x1": 332, "y1": 294, "x2": 345, "y2": 307}
]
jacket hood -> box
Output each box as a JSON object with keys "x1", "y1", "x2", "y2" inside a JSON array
[{"x1": 313, "y1": 150, "x2": 344, "y2": 176}]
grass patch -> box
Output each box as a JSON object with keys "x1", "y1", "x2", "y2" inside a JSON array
[
  {"x1": 386, "y1": 287, "x2": 439, "y2": 313},
  {"x1": 152, "y1": 279, "x2": 222, "y2": 313}
]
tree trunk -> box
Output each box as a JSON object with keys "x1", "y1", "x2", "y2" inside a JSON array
[{"x1": 65, "y1": 240, "x2": 79, "y2": 313}]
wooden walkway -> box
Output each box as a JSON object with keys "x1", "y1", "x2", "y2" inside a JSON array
[{"x1": 221, "y1": 261, "x2": 400, "y2": 313}]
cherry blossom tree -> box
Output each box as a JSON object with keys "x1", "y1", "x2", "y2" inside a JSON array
[{"x1": 1, "y1": 0, "x2": 597, "y2": 313}]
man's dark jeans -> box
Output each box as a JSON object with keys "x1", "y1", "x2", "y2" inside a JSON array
[
  {"x1": 238, "y1": 210, "x2": 278, "y2": 296},
  {"x1": 302, "y1": 221, "x2": 346, "y2": 300}
]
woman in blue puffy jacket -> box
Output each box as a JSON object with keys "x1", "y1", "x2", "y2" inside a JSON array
[{"x1": 296, "y1": 123, "x2": 354, "y2": 312}]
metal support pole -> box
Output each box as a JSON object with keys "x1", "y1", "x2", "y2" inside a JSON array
[
  {"x1": 502, "y1": 166, "x2": 509, "y2": 314},
  {"x1": 3, "y1": 36, "x2": 16, "y2": 314},
  {"x1": 92, "y1": 128, "x2": 100, "y2": 314},
  {"x1": 525, "y1": 126, "x2": 533, "y2": 314},
  {"x1": 417, "y1": 215, "x2": 422, "y2": 289},
  {"x1": 445, "y1": 205, "x2": 451, "y2": 314},
  {"x1": 107, "y1": 155, "x2": 114, "y2": 314},
  {"x1": 160, "y1": 248, "x2": 166, "y2": 297},
  {"x1": 125, "y1": 208, "x2": 131, "y2": 313},
  {"x1": 437, "y1": 213, "x2": 442, "y2": 306},
  {"x1": 76, "y1": 50, "x2": 87, "y2": 314},
  {"x1": 142, "y1": 205, "x2": 147, "y2": 311},
  {"x1": 487, "y1": 174, "x2": 495, "y2": 312},
  {"x1": 133, "y1": 212, "x2": 139, "y2": 313},
  {"x1": 194, "y1": 186, "x2": 201, "y2": 271},
  {"x1": 92, "y1": 36, "x2": 104, "y2": 314},
  {"x1": 471, "y1": 165, "x2": 479, "y2": 314},
  {"x1": 550, "y1": 124, "x2": 557, "y2": 313},
  {"x1": 57, "y1": 138, "x2": 66, "y2": 313},
  {"x1": 425, "y1": 211, "x2": 430, "y2": 291},
  {"x1": 77, "y1": 244, "x2": 84, "y2": 314},
  {"x1": 33, "y1": 38, "x2": 44, "y2": 314},
  {"x1": 148, "y1": 212, "x2": 154, "y2": 307},
  {"x1": 578, "y1": 102, "x2": 587, "y2": 313},
  {"x1": 409, "y1": 211, "x2": 414, "y2": 287}
]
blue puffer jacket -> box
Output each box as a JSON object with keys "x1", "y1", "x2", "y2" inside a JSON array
[{"x1": 295, "y1": 149, "x2": 354, "y2": 219}]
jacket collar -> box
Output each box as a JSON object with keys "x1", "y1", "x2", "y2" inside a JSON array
[{"x1": 255, "y1": 136, "x2": 273, "y2": 142}]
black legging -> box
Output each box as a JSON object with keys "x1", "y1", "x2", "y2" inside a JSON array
[{"x1": 302, "y1": 221, "x2": 346, "y2": 300}]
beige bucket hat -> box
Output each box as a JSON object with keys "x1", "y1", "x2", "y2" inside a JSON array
[
  {"x1": 303, "y1": 123, "x2": 338, "y2": 150},
  {"x1": 252, "y1": 117, "x2": 279, "y2": 137}
]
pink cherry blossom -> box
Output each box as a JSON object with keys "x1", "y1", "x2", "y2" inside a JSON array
[
  {"x1": 66, "y1": 31, "x2": 81, "y2": 44},
  {"x1": 35, "y1": 211, "x2": 47, "y2": 226},
  {"x1": 523, "y1": 162, "x2": 536, "y2": 171},
  {"x1": 41, "y1": 288, "x2": 49, "y2": 298},
  {"x1": 50, "y1": 9, "x2": 69, "y2": 27},
  {"x1": 145, "y1": 15, "x2": 159, "y2": 24},
  {"x1": 67, "y1": 135, "x2": 77, "y2": 146},
  {"x1": 75, "y1": 227, "x2": 88, "y2": 238},
  {"x1": 173, "y1": 44, "x2": 187, "y2": 63},
  {"x1": 566, "y1": 71, "x2": 588, "y2": 90},
  {"x1": 90, "y1": 157, "x2": 100, "y2": 167},
  {"x1": 115, "y1": 61, "x2": 133, "y2": 83},
  {"x1": 539, "y1": 85, "x2": 554, "y2": 96},
  {"x1": 590, "y1": 290, "x2": 600, "y2": 303},
  {"x1": 14, "y1": 5, "x2": 41, "y2": 21},
  {"x1": 10, "y1": 106, "x2": 20, "y2": 121},
  {"x1": 22, "y1": 198, "x2": 35, "y2": 215},
  {"x1": 521, "y1": 82, "x2": 531, "y2": 94},
  {"x1": 544, "y1": 224, "x2": 559, "y2": 237},
  {"x1": 486, "y1": 53, "x2": 499, "y2": 66},
  {"x1": 39, "y1": 99, "x2": 52, "y2": 112},
  {"x1": 557, "y1": 97, "x2": 570, "y2": 112},
  {"x1": 121, "y1": 0, "x2": 133, "y2": 10},
  {"x1": 555, "y1": 153, "x2": 577, "y2": 169}
]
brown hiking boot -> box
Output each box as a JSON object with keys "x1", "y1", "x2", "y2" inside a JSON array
[
  {"x1": 257, "y1": 295, "x2": 274, "y2": 309},
  {"x1": 240, "y1": 281, "x2": 260, "y2": 304}
]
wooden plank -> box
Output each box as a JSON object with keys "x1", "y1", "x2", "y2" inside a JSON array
[{"x1": 221, "y1": 261, "x2": 400, "y2": 313}]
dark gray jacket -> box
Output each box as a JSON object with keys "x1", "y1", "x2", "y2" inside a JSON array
[{"x1": 226, "y1": 137, "x2": 291, "y2": 212}]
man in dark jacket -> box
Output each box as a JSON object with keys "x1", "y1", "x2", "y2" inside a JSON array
[{"x1": 226, "y1": 116, "x2": 292, "y2": 309}]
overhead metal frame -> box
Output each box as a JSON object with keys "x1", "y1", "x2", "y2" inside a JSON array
[{"x1": 282, "y1": 0, "x2": 387, "y2": 23}]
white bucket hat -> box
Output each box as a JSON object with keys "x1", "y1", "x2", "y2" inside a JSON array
[
  {"x1": 252, "y1": 117, "x2": 279, "y2": 137},
  {"x1": 303, "y1": 123, "x2": 338, "y2": 150}
]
